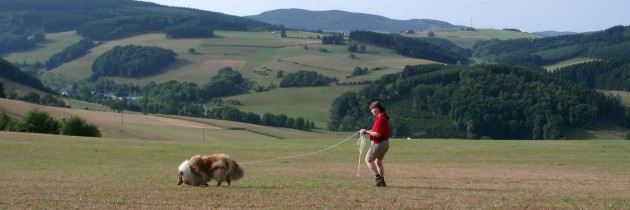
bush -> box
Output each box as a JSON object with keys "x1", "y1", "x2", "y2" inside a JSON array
[
  {"x1": 60, "y1": 116, "x2": 101, "y2": 137},
  {"x1": 21, "y1": 109, "x2": 60, "y2": 134},
  {"x1": 0, "y1": 111, "x2": 16, "y2": 130}
]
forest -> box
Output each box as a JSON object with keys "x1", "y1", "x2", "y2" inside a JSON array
[
  {"x1": 91, "y1": 45, "x2": 177, "y2": 79},
  {"x1": 551, "y1": 58, "x2": 630, "y2": 91},
  {"x1": 328, "y1": 64, "x2": 630, "y2": 139}
]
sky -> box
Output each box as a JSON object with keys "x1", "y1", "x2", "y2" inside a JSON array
[{"x1": 141, "y1": 0, "x2": 629, "y2": 33}]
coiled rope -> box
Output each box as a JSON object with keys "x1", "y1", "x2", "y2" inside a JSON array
[
  {"x1": 356, "y1": 133, "x2": 367, "y2": 176},
  {"x1": 240, "y1": 132, "x2": 360, "y2": 165}
]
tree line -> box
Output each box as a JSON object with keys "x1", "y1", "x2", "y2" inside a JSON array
[
  {"x1": 207, "y1": 106, "x2": 315, "y2": 131},
  {"x1": 328, "y1": 64, "x2": 630, "y2": 140},
  {"x1": 91, "y1": 45, "x2": 177, "y2": 79},
  {"x1": 348, "y1": 30, "x2": 468, "y2": 64}
]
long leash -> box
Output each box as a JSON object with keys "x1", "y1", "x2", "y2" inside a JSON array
[{"x1": 240, "y1": 132, "x2": 360, "y2": 165}]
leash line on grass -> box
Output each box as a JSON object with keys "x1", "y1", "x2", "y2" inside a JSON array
[{"x1": 240, "y1": 132, "x2": 359, "y2": 165}]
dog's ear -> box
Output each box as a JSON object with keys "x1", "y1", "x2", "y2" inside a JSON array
[{"x1": 177, "y1": 171, "x2": 184, "y2": 185}]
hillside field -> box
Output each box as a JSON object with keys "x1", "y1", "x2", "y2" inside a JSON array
[
  {"x1": 404, "y1": 28, "x2": 542, "y2": 49},
  {"x1": 0, "y1": 132, "x2": 628, "y2": 209}
]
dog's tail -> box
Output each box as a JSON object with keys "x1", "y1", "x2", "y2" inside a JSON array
[
  {"x1": 222, "y1": 155, "x2": 244, "y2": 185},
  {"x1": 228, "y1": 162, "x2": 244, "y2": 181}
]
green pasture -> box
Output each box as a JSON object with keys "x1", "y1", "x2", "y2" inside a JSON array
[
  {"x1": 2, "y1": 31, "x2": 82, "y2": 64},
  {"x1": 1, "y1": 132, "x2": 629, "y2": 209},
  {"x1": 223, "y1": 85, "x2": 367, "y2": 127}
]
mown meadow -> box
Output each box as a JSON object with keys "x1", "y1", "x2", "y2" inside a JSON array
[{"x1": 1, "y1": 132, "x2": 628, "y2": 209}]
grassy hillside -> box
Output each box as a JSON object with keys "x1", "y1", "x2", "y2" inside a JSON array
[
  {"x1": 0, "y1": 98, "x2": 346, "y2": 140},
  {"x1": 404, "y1": 28, "x2": 542, "y2": 49},
  {"x1": 1, "y1": 132, "x2": 629, "y2": 209},
  {"x1": 45, "y1": 30, "x2": 435, "y2": 86},
  {"x1": 6, "y1": 30, "x2": 434, "y2": 126}
]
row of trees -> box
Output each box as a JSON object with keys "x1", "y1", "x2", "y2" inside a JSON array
[
  {"x1": 91, "y1": 45, "x2": 177, "y2": 79},
  {"x1": 321, "y1": 33, "x2": 345, "y2": 45},
  {"x1": 206, "y1": 106, "x2": 315, "y2": 131},
  {"x1": 0, "y1": 110, "x2": 101, "y2": 137},
  {"x1": 13, "y1": 92, "x2": 68, "y2": 108},
  {"x1": 46, "y1": 39, "x2": 95, "y2": 70},
  {"x1": 348, "y1": 30, "x2": 468, "y2": 64},
  {"x1": 328, "y1": 64, "x2": 630, "y2": 139}
]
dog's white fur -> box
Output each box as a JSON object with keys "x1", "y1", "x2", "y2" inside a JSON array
[{"x1": 177, "y1": 154, "x2": 244, "y2": 186}]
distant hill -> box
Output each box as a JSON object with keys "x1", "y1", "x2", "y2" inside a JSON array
[
  {"x1": 0, "y1": 0, "x2": 271, "y2": 34},
  {"x1": 533, "y1": 31, "x2": 578, "y2": 37},
  {"x1": 0, "y1": 0, "x2": 272, "y2": 54},
  {"x1": 473, "y1": 25, "x2": 630, "y2": 67},
  {"x1": 247, "y1": 8, "x2": 464, "y2": 32}
]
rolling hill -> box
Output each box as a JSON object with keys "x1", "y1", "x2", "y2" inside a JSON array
[
  {"x1": 0, "y1": 98, "x2": 346, "y2": 140},
  {"x1": 247, "y1": 8, "x2": 465, "y2": 32}
]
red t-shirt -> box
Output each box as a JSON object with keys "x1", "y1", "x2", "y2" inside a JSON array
[{"x1": 370, "y1": 114, "x2": 390, "y2": 144}]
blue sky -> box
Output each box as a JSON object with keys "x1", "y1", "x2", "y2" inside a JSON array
[{"x1": 141, "y1": 0, "x2": 629, "y2": 33}]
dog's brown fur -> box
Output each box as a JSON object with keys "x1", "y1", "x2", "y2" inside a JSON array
[{"x1": 177, "y1": 154, "x2": 244, "y2": 186}]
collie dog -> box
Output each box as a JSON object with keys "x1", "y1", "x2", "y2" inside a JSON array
[{"x1": 177, "y1": 154, "x2": 244, "y2": 186}]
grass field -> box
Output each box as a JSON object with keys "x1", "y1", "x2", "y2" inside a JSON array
[
  {"x1": 1, "y1": 132, "x2": 628, "y2": 209},
  {"x1": 223, "y1": 85, "x2": 367, "y2": 126}
]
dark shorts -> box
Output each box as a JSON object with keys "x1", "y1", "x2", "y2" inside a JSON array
[{"x1": 366, "y1": 140, "x2": 389, "y2": 161}]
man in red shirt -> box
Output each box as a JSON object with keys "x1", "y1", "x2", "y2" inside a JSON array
[{"x1": 359, "y1": 101, "x2": 390, "y2": 187}]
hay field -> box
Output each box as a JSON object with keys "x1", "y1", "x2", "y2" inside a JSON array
[{"x1": 1, "y1": 132, "x2": 628, "y2": 209}]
